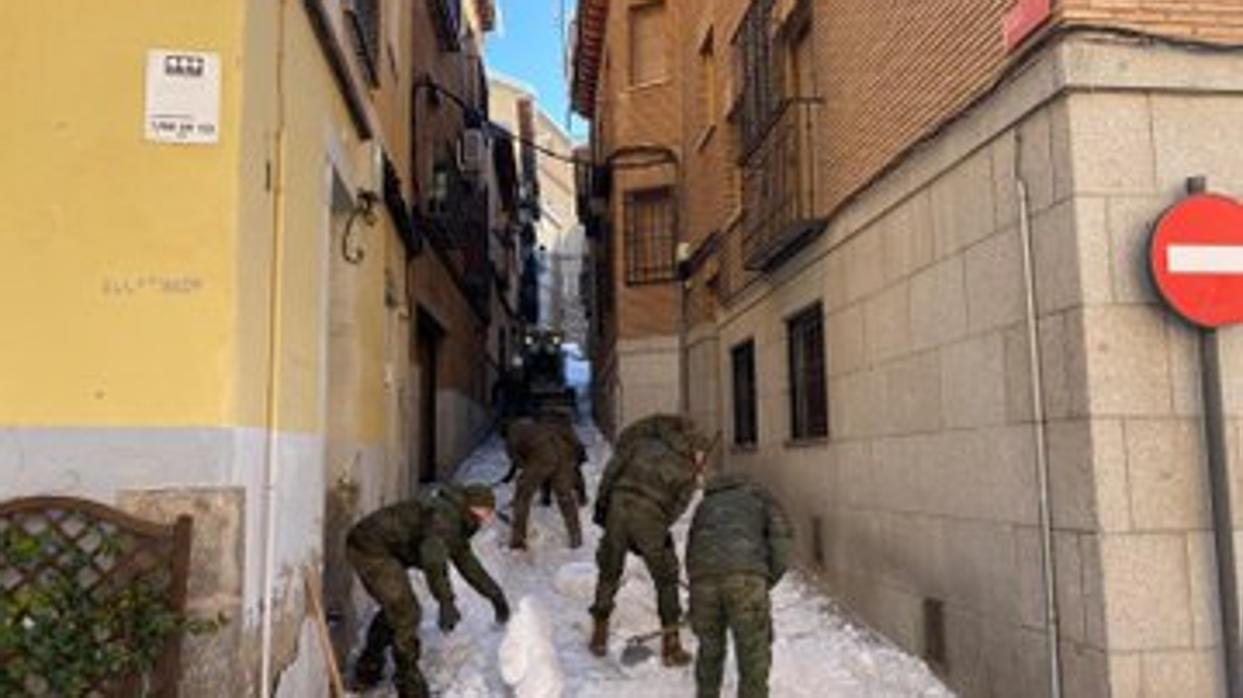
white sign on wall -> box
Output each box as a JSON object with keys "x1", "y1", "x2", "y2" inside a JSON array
[{"x1": 144, "y1": 49, "x2": 220, "y2": 144}]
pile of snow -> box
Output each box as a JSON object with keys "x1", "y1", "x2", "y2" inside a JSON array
[{"x1": 499, "y1": 597, "x2": 564, "y2": 698}]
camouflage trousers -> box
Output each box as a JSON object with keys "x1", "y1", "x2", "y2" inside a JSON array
[
  {"x1": 590, "y1": 494, "x2": 682, "y2": 627},
  {"x1": 513, "y1": 465, "x2": 582, "y2": 548},
  {"x1": 689, "y1": 574, "x2": 772, "y2": 698},
  {"x1": 346, "y1": 545, "x2": 430, "y2": 698},
  {"x1": 539, "y1": 464, "x2": 587, "y2": 507}
]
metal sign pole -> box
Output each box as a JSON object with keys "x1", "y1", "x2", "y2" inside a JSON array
[
  {"x1": 1184, "y1": 174, "x2": 1243, "y2": 698},
  {"x1": 1203, "y1": 325, "x2": 1241, "y2": 697}
]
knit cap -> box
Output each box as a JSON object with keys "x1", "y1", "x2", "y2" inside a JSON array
[{"x1": 460, "y1": 483, "x2": 496, "y2": 510}]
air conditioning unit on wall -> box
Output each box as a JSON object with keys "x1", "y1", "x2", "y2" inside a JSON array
[{"x1": 458, "y1": 128, "x2": 487, "y2": 174}]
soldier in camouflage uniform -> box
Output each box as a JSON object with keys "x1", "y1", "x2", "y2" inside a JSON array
[
  {"x1": 588, "y1": 413, "x2": 712, "y2": 666},
  {"x1": 686, "y1": 472, "x2": 792, "y2": 698},
  {"x1": 346, "y1": 484, "x2": 510, "y2": 698},
  {"x1": 503, "y1": 412, "x2": 587, "y2": 549}
]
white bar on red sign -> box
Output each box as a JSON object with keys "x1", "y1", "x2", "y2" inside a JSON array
[{"x1": 1168, "y1": 245, "x2": 1243, "y2": 275}]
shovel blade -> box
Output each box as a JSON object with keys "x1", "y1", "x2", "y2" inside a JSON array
[{"x1": 620, "y1": 642, "x2": 656, "y2": 666}]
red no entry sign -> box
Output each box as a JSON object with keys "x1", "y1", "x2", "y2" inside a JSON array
[{"x1": 1150, "y1": 193, "x2": 1243, "y2": 328}]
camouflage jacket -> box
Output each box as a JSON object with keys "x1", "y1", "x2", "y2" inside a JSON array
[
  {"x1": 686, "y1": 472, "x2": 793, "y2": 585},
  {"x1": 595, "y1": 414, "x2": 707, "y2": 528},
  {"x1": 503, "y1": 418, "x2": 584, "y2": 482},
  {"x1": 346, "y1": 486, "x2": 504, "y2": 606}
]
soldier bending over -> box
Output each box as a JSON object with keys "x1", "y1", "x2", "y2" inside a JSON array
[
  {"x1": 589, "y1": 413, "x2": 711, "y2": 666},
  {"x1": 346, "y1": 484, "x2": 510, "y2": 698}
]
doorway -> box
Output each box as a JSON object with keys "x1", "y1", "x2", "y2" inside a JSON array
[{"x1": 416, "y1": 308, "x2": 443, "y2": 484}]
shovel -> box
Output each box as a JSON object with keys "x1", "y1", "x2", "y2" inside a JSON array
[
  {"x1": 619, "y1": 627, "x2": 664, "y2": 666},
  {"x1": 618, "y1": 594, "x2": 801, "y2": 666},
  {"x1": 619, "y1": 618, "x2": 690, "y2": 666}
]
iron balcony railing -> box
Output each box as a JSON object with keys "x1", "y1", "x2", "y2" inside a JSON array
[{"x1": 741, "y1": 98, "x2": 826, "y2": 271}]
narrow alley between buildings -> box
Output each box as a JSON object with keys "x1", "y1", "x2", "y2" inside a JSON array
[
  {"x1": 347, "y1": 391, "x2": 953, "y2": 697},
  {"x1": 8, "y1": 0, "x2": 1243, "y2": 695}
]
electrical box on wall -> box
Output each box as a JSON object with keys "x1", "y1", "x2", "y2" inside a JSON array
[{"x1": 356, "y1": 138, "x2": 385, "y2": 194}]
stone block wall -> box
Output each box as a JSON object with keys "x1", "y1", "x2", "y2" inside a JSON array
[
  {"x1": 716, "y1": 36, "x2": 1243, "y2": 697},
  {"x1": 1053, "y1": 83, "x2": 1243, "y2": 695}
]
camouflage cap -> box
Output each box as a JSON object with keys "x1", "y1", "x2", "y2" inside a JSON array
[{"x1": 459, "y1": 484, "x2": 496, "y2": 510}]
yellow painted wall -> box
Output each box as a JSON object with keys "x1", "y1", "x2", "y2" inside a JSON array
[
  {"x1": 0, "y1": 1, "x2": 246, "y2": 427},
  {"x1": 0, "y1": 0, "x2": 392, "y2": 442},
  {"x1": 232, "y1": 0, "x2": 392, "y2": 438}
]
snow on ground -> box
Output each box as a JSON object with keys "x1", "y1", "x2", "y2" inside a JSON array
[{"x1": 352, "y1": 420, "x2": 955, "y2": 697}]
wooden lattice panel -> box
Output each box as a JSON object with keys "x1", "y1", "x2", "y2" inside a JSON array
[{"x1": 0, "y1": 496, "x2": 192, "y2": 697}]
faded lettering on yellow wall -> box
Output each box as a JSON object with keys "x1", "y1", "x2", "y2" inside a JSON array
[{"x1": 101, "y1": 275, "x2": 205, "y2": 297}]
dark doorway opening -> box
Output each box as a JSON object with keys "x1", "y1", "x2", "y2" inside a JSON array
[{"x1": 416, "y1": 308, "x2": 443, "y2": 484}]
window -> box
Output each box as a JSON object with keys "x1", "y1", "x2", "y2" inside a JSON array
[
  {"x1": 629, "y1": 2, "x2": 667, "y2": 86},
  {"x1": 624, "y1": 188, "x2": 677, "y2": 284},
  {"x1": 345, "y1": 0, "x2": 381, "y2": 86},
  {"x1": 734, "y1": 0, "x2": 779, "y2": 150},
  {"x1": 787, "y1": 303, "x2": 827, "y2": 439},
  {"x1": 428, "y1": 0, "x2": 463, "y2": 52},
  {"x1": 733, "y1": 0, "x2": 813, "y2": 153},
  {"x1": 787, "y1": 12, "x2": 813, "y2": 99},
  {"x1": 732, "y1": 340, "x2": 758, "y2": 446}
]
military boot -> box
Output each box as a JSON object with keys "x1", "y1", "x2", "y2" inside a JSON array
[
  {"x1": 661, "y1": 628, "x2": 692, "y2": 667},
  {"x1": 589, "y1": 615, "x2": 609, "y2": 657},
  {"x1": 350, "y1": 648, "x2": 385, "y2": 690}
]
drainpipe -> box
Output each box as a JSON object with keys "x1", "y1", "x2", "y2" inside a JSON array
[
  {"x1": 678, "y1": 256, "x2": 690, "y2": 418},
  {"x1": 1016, "y1": 170, "x2": 1063, "y2": 698},
  {"x1": 259, "y1": 0, "x2": 289, "y2": 694}
]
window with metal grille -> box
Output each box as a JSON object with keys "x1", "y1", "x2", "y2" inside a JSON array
[
  {"x1": 733, "y1": 0, "x2": 779, "y2": 152},
  {"x1": 787, "y1": 303, "x2": 827, "y2": 439},
  {"x1": 624, "y1": 188, "x2": 677, "y2": 284},
  {"x1": 344, "y1": 0, "x2": 381, "y2": 86},
  {"x1": 732, "y1": 339, "x2": 758, "y2": 446},
  {"x1": 628, "y1": 2, "x2": 667, "y2": 86}
]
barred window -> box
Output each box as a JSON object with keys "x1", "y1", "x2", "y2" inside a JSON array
[
  {"x1": 624, "y1": 188, "x2": 677, "y2": 284},
  {"x1": 732, "y1": 340, "x2": 758, "y2": 446},
  {"x1": 787, "y1": 303, "x2": 827, "y2": 440},
  {"x1": 733, "y1": 0, "x2": 779, "y2": 151}
]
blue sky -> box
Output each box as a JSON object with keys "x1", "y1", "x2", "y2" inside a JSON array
[{"x1": 486, "y1": 0, "x2": 588, "y2": 140}]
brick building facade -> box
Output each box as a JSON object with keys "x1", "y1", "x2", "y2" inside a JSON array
[{"x1": 574, "y1": 0, "x2": 1243, "y2": 695}]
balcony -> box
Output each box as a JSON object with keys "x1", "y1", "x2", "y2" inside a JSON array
[{"x1": 741, "y1": 99, "x2": 826, "y2": 271}]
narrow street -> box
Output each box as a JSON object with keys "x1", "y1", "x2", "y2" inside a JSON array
[
  {"x1": 353, "y1": 406, "x2": 953, "y2": 697},
  {"x1": 10, "y1": 2, "x2": 1243, "y2": 695}
]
